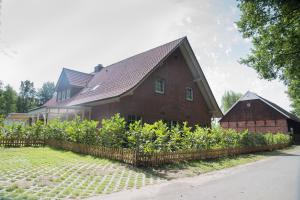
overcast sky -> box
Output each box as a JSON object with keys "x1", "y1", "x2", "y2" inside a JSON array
[{"x1": 0, "y1": 0, "x2": 291, "y2": 111}]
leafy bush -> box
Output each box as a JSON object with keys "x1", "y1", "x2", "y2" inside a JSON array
[
  {"x1": 99, "y1": 113, "x2": 127, "y2": 148},
  {"x1": 0, "y1": 113, "x2": 292, "y2": 152}
]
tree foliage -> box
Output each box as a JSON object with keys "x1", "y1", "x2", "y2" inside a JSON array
[
  {"x1": 16, "y1": 80, "x2": 38, "y2": 113},
  {"x1": 236, "y1": 0, "x2": 300, "y2": 116},
  {"x1": 221, "y1": 90, "x2": 242, "y2": 113},
  {"x1": 37, "y1": 82, "x2": 55, "y2": 106},
  {"x1": 0, "y1": 82, "x2": 17, "y2": 115}
]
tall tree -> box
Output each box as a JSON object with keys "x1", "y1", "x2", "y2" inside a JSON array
[
  {"x1": 16, "y1": 80, "x2": 37, "y2": 113},
  {"x1": 221, "y1": 90, "x2": 242, "y2": 113},
  {"x1": 236, "y1": 0, "x2": 300, "y2": 116},
  {"x1": 0, "y1": 81, "x2": 4, "y2": 114},
  {"x1": 2, "y1": 85, "x2": 17, "y2": 115},
  {"x1": 37, "y1": 82, "x2": 55, "y2": 105}
]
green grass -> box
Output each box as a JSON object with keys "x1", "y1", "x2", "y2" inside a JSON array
[{"x1": 0, "y1": 147, "x2": 163, "y2": 199}]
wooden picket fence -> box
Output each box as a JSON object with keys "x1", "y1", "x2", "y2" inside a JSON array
[
  {"x1": 46, "y1": 139, "x2": 136, "y2": 165},
  {"x1": 0, "y1": 139, "x2": 289, "y2": 167},
  {"x1": 0, "y1": 139, "x2": 45, "y2": 147}
]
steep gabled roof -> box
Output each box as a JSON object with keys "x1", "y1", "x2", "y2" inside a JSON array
[
  {"x1": 46, "y1": 37, "x2": 223, "y2": 117},
  {"x1": 68, "y1": 37, "x2": 185, "y2": 105},
  {"x1": 56, "y1": 68, "x2": 94, "y2": 89},
  {"x1": 221, "y1": 91, "x2": 300, "y2": 122}
]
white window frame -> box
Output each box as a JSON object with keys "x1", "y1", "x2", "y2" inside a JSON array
[
  {"x1": 186, "y1": 87, "x2": 193, "y2": 101},
  {"x1": 155, "y1": 79, "x2": 165, "y2": 94},
  {"x1": 66, "y1": 89, "x2": 71, "y2": 99}
]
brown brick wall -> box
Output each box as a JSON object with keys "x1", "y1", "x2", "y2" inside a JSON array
[{"x1": 91, "y1": 49, "x2": 212, "y2": 127}]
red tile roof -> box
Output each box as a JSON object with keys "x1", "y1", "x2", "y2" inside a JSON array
[
  {"x1": 43, "y1": 37, "x2": 222, "y2": 117},
  {"x1": 68, "y1": 37, "x2": 184, "y2": 105}
]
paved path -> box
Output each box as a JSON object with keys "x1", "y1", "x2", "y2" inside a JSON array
[{"x1": 89, "y1": 148, "x2": 300, "y2": 200}]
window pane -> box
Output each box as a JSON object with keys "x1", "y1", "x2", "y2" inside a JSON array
[
  {"x1": 58, "y1": 92, "x2": 62, "y2": 101},
  {"x1": 66, "y1": 89, "x2": 71, "y2": 99},
  {"x1": 186, "y1": 87, "x2": 193, "y2": 101},
  {"x1": 155, "y1": 79, "x2": 165, "y2": 94},
  {"x1": 62, "y1": 91, "x2": 66, "y2": 100}
]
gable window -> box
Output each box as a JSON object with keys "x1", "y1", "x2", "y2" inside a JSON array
[
  {"x1": 66, "y1": 89, "x2": 71, "y2": 99},
  {"x1": 185, "y1": 87, "x2": 193, "y2": 101},
  {"x1": 155, "y1": 79, "x2": 165, "y2": 94}
]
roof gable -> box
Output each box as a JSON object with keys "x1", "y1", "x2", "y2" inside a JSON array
[
  {"x1": 221, "y1": 91, "x2": 300, "y2": 122},
  {"x1": 56, "y1": 68, "x2": 94, "y2": 90}
]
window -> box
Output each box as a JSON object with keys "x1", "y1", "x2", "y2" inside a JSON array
[
  {"x1": 127, "y1": 115, "x2": 142, "y2": 124},
  {"x1": 186, "y1": 87, "x2": 193, "y2": 101},
  {"x1": 164, "y1": 120, "x2": 182, "y2": 128},
  {"x1": 57, "y1": 92, "x2": 62, "y2": 101},
  {"x1": 91, "y1": 84, "x2": 100, "y2": 91},
  {"x1": 155, "y1": 79, "x2": 165, "y2": 94},
  {"x1": 66, "y1": 89, "x2": 71, "y2": 99},
  {"x1": 62, "y1": 90, "x2": 66, "y2": 100}
]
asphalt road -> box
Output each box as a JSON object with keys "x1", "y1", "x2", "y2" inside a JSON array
[{"x1": 89, "y1": 148, "x2": 300, "y2": 200}]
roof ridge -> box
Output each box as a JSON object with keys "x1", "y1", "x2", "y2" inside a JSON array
[{"x1": 96, "y1": 37, "x2": 187, "y2": 72}]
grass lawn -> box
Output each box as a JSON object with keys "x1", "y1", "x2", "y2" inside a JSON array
[
  {"x1": 0, "y1": 146, "x2": 298, "y2": 199},
  {"x1": 0, "y1": 147, "x2": 164, "y2": 200}
]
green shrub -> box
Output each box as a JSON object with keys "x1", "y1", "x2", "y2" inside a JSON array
[
  {"x1": 0, "y1": 113, "x2": 291, "y2": 152},
  {"x1": 99, "y1": 113, "x2": 127, "y2": 148}
]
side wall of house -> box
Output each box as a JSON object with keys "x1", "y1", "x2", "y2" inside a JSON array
[
  {"x1": 91, "y1": 49, "x2": 212, "y2": 127},
  {"x1": 220, "y1": 100, "x2": 289, "y2": 133}
]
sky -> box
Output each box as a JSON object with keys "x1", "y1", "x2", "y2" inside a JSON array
[{"x1": 0, "y1": 0, "x2": 292, "y2": 111}]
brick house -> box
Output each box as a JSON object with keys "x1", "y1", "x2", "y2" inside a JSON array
[
  {"x1": 28, "y1": 37, "x2": 222, "y2": 127},
  {"x1": 219, "y1": 91, "x2": 300, "y2": 139}
]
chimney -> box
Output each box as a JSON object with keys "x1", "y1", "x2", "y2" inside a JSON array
[{"x1": 94, "y1": 64, "x2": 104, "y2": 73}]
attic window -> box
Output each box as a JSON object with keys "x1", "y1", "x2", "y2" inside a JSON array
[
  {"x1": 247, "y1": 103, "x2": 251, "y2": 108},
  {"x1": 185, "y1": 87, "x2": 193, "y2": 101},
  {"x1": 91, "y1": 85, "x2": 100, "y2": 91},
  {"x1": 155, "y1": 79, "x2": 165, "y2": 94}
]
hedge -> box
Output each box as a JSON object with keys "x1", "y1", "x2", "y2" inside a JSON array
[{"x1": 0, "y1": 114, "x2": 292, "y2": 153}]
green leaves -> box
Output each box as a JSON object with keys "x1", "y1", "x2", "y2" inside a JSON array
[
  {"x1": 221, "y1": 90, "x2": 242, "y2": 113},
  {"x1": 236, "y1": 0, "x2": 300, "y2": 116},
  {"x1": 0, "y1": 113, "x2": 292, "y2": 152}
]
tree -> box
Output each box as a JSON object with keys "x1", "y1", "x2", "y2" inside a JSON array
[
  {"x1": 221, "y1": 90, "x2": 242, "y2": 113},
  {"x1": 37, "y1": 82, "x2": 55, "y2": 105},
  {"x1": 236, "y1": 0, "x2": 300, "y2": 116},
  {"x1": 2, "y1": 85, "x2": 17, "y2": 115},
  {"x1": 0, "y1": 81, "x2": 4, "y2": 114},
  {"x1": 16, "y1": 80, "x2": 37, "y2": 113}
]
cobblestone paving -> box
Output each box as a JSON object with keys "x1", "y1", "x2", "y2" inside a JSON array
[{"x1": 0, "y1": 147, "x2": 165, "y2": 200}]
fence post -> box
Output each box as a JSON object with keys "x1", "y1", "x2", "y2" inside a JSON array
[{"x1": 134, "y1": 131, "x2": 140, "y2": 167}]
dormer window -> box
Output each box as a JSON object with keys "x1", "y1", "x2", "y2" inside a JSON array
[
  {"x1": 62, "y1": 91, "x2": 66, "y2": 100},
  {"x1": 92, "y1": 84, "x2": 100, "y2": 91},
  {"x1": 186, "y1": 87, "x2": 193, "y2": 101},
  {"x1": 155, "y1": 79, "x2": 165, "y2": 94},
  {"x1": 57, "y1": 91, "x2": 62, "y2": 101},
  {"x1": 66, "y1": 89, "x2": 71, "y2": 99}
]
